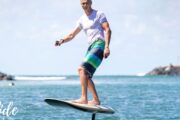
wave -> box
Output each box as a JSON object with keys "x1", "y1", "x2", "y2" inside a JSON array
[
  {"x1": 14, "y1": 76, "x2": 66, "y2": 81},
  {"x1": 136, "y1": 72, "x2": 146, "y2": 76}
]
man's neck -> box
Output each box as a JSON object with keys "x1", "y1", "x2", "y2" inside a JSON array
[{"x1": 85, "y1": 8, "x2": 93, "y2": 16}]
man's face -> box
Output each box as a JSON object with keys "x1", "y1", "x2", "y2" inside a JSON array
[{"x1": 80, "y1": 0, "x2": 92, "y2": 10}]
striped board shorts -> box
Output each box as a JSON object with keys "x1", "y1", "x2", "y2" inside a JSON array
[{"x1": 81, "y1": 39, "x2": 105, "y2": 79}]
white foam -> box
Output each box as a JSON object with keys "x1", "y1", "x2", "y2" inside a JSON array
[
  {"x1": 137, "y1": 72, "x2": 146, "y2": 76},
  {"x1": 14, "y1": 76, "x2": 66, "y2": 81}
]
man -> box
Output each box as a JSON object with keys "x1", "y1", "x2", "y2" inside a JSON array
[{"x1": 55, "y1": 0, "x2": 111, "y2": 105}]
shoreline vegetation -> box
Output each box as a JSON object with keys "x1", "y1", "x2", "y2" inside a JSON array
[
  {"x1": 0, "y1": 64, "x2": 180, "y2": 80},
  {"x1": 146, "y1": 64, "x2": 180, "y2": 76}
]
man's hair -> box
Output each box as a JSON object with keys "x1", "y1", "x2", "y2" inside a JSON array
[
  {"x1": 80, "y1": 0, "x2": 92, "y2": 4},
  {"x1": 88, "y1": 0, "x2": 92, "y2": 4}
]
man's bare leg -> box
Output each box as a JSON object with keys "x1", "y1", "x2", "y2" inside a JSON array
[
  {"x1": 73, "y1": 67, "x2": 88, "y2": 104},
  {"x1": 87, "y1": 79, "x2": 100, "y2": 105}
]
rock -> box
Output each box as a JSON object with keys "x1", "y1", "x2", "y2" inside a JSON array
[
  {"x1": 0, "y1": 72, "x2": 6, "y2": 80},
  {"x1": 0, "y1": 71, "x2": 14, "y2": 80},
  {"x1": 146, "y1": 64, "x2": 180, "y2": 76}
]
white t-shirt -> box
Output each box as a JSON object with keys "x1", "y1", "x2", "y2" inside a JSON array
[{"x1": 76, "y1": 9, "x2": 108, "y2": 45}]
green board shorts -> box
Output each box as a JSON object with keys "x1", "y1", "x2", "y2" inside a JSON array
[{"x1": 80, "y1": 39, "x2": 105, "y2": 79}]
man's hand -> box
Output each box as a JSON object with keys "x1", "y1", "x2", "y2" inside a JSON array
[
  {"x1": 55, "y1": 39, "x2": 64, "y2": 46},
  {"x1": 104, "y1": 47, "x2": 110, "y2": 59}
]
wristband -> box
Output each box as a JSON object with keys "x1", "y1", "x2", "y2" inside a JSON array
[{"x1": 60, "y1": 39, "x2": 64, "y2": 43}]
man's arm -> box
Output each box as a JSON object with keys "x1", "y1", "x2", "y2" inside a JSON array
[
  {"x1": 101, "y1": 22, "x2": 112, "y2": 59},
  {"x1": 55, "y1": 27, "x2": 81, "y2": 46}
]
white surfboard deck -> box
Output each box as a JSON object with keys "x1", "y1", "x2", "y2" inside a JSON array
[{"x1": 45, "y1": 98, "x2": 115, "y2": 114}]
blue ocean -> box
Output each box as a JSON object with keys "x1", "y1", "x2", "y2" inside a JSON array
[{"x1": 0, "y1": 75, "x2": 180, "y2": 120}]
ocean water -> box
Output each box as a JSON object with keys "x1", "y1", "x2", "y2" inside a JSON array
[{"x1": 0, "y1": 75, "x2": 180, "y2": 120}]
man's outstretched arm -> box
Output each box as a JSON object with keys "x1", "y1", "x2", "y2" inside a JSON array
[{"x1": 55, "y1": 27, "x2": 81, "y2": 46}]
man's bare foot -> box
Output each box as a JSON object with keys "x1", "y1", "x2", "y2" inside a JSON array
[
  {"x1": 88, "y1": 100, "x2": 101, "y2": 105},
  {"x1": 71, "y1": 98, "x2": 88, "y2": 104}
]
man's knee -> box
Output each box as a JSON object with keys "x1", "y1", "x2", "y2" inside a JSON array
[{"x1": 78, "y1": 67, "x2": 86, "y2": 75}]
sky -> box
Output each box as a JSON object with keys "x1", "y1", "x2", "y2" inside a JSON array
[{"x1": 0, "y1": 0, "x2": 180, "y2": 75}]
